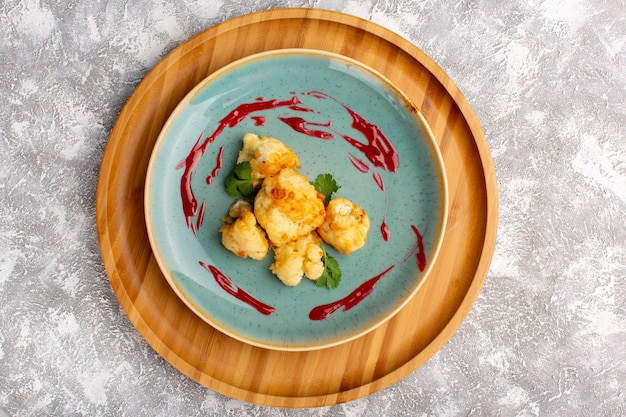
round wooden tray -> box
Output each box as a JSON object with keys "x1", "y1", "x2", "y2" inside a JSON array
[{"x1": 96, "y1": 8, "x2": 497, "y2": 407}]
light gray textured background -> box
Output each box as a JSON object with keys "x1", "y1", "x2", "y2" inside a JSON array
[{"x1": 1, "y1": 0, "x2": 624, "y2": 416}]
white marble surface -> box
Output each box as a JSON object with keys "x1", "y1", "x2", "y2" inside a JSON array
[{"x1": 1, "y1": 0, "x2": 624, "y2": 415}]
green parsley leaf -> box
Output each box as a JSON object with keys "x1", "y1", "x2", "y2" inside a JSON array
[
  {"x1": 311, "y1": 173, "x2": 340, "y2": 206},
  {"x1": 224, "y1": 161, "x2": 259, "y2": 197},
  {"x1": 316, "y1": 245, "x2": 342, "y2": 289}
]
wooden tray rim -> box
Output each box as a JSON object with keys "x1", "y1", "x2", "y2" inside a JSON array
[{"x1": 96, "y1": 7, "x2": 498, "y2": 407}]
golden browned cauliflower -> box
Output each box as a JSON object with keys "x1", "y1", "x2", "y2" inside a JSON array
[
  {"x1": 254, "y1": 168, "x2": 326, "y2": 246},
  {"x1": 270, "y1": 232, "x2": 324, "y2": 286},
  {"x1": 236, "y1": 132, "x2": 300, "y2": 179},
  {"x1": 317, "y1": 197, "x2": 370, "y2": 255},
  {"x1": 219, "y1": 200, "x2": 269, "y2": 260}
]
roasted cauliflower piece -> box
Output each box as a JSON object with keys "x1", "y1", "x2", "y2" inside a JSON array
[
  {"x1": 227, "y1": 198, "x2": 252, "y2": 218},
  {"x1": 254, "y1": 168, "x2": 326, "y2": 246},
  {"x1": 237, "y1": 132, "x2": 300, "y2": 179},
  {"x1": 317, "y1": 197, "x2": 370, "y2": 255},
  {"x1": 270, "y1": 232, "x2": 324, "y2": 286},
  {"x1": 219, "y1": 200, "x2": 269, "y2": 260}
]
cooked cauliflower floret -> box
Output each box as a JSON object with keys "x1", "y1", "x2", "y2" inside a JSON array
[
  {"x1": 237, "y1": 133, "x2": 300, "y2": 179},
  {"x1": 317, "y1": 197, "x2": 370, "y2": 255},
  {"x1": 227, "y1": 198, "x2": 252, "y2": 218},
  {"x1": 219, "y1": 200, "x2": 269, "y2": 260},
  {"x1": 254, "y1": 168, "x2": 326, "y2": 246},
  {"x1": 270, "y1": 233, "x2": 324, "y2": 286}
]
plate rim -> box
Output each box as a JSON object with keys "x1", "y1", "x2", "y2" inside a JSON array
[{"x1": 144, "y1": 47, "x2": 449, "y2": 351}]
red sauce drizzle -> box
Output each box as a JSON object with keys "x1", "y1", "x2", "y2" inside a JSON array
[
  {"x1": 205, "y1": 146, "x2": 224, "y2": 185},
  {"x1": 309, "y1": 265, "x2": 395, "y2": 321},
  {"x1": 309, "y1": 223, "x2": 427, "y2": 321},
  {"x1": 178, "y1": 96, "x2": 301, "y2": 228},
  {"x1": 176, "y1": 133, "x2": 202, "y2": 170},
  {"x1": 278, "y1": 117, "x2": 334, "y2": 139},
  {"x1": 348, "y1": 153, "x2": 370, "y2": 173},
  {"x1": 411, "y1": 225, "x2": 427, "y2": 272},
  {"x1": 196, "y1": 201, "x2": 205, "y2": 232},
  {"x1": 251, "y1": 116, "x2": 266, "y2": 126},
  {"x1": 199, "y1": 262, "x2": 276, "y2": 316},
  {"x1": 380, "y1": 196, "x2": 390, "y2": 241},
  {"x1": 307, "y1": 91, "x2": 399, "y2": 172},
  {"x1": 380, "y1": 220, "x2": 391, "y2": 242},
  {"x1": 288, "y1": 104, "x2": 315, "y2": 112},
  {"x1": 372, "y1": 171, "x2": 385, "y2": 191}
]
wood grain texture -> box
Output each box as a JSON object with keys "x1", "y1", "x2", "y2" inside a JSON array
[{"x1": 96, "y1": 8, "x2": 498, "y2": 407}]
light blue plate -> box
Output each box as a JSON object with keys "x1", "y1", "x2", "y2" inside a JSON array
[{"x1": 145, "y1": 49, "x2": 448, "y2": 350}]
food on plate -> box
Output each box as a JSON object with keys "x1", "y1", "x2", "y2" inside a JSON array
[
  {"x1": 237, "y1": 132, "x2": 300, "y2": 179},
  {"x1": 317, "y1": 197, "x2": 370, "y2": 255},
  {"x1": 219, "y1": 133, "x2": 370, "y2": 288},
  {"x1": 270, "y1": 232, "x2": 325, "y2": 286},
  {"x1": 219, "y1": 200, "x2": 269, "y2": 260},
  {"x1": 254, "y1": 167, "x2": 326, "y2": 247}
]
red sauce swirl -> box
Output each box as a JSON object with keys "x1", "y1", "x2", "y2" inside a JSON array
[{"x1": 199, "y1": 262, "x2": 276, "y2": 316}]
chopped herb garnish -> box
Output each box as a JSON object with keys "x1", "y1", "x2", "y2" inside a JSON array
[
  {"x1": 311, "y1": 173, "x2": 340, "y2": 206},
  {"x1": 224, "y1": 161, "x2": 259, "y2": 197},
  {"x1": 316, "y1": 245, "x2": 342, "y2": 289}
]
